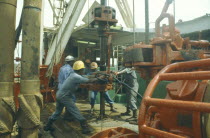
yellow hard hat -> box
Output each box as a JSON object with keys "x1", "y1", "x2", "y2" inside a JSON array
[
  {"x1": 73, "y1": 60, "x2": 85, "y2": 70},
  {"x1": 90, "y1": 62, "x2": 98, "y2": 69}
]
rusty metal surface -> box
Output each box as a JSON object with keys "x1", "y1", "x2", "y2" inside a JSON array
[
  {"x1": 123, "y1": 0, "x2": 210, "y2": 80},
  {"x1": 91, "y1": 127, "x2": 138, "y2": 138},
  {"x1": 138, "y1": 59, "x2": 210, "y2": 138}
]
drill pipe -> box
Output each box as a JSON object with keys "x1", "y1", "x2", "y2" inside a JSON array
[
  {"x1": 18, "y1": 0, "x2": 43, "y2": 138},
  {"x1": 0, "y1": 0, "x2": 17, "y2": 137}
]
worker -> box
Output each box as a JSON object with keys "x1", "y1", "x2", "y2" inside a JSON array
[
  {"x1": 58, "y1": 55, "x2": 75, "y2": 121},
  {"x1": 84, "y1": 59, "x2": 91, "y2": 75},
  {"x1": 58, "y1": 55, "x2": 75, "y2": 90},
  {"x1": 88, "y1": 62, "x2": 117, "y2": 113},
  {"x1": 44, "y1": 61, "x2": 101, "y2": 134},
  {"x1": 115, "y1": 67, "x2": 139, "y2": 122}
]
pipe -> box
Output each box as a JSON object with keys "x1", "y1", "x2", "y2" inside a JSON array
[
  {"x1": 98, "y1": 25, "x2": 107, "y2": 118},
  {"x1": 101, "y1": 0, "x2": 107, "y2": 6},
  {"x1": 140, "y1": 125, "x2": 184, "y2": 138},
  {"x1": 0, "y1": 0, "x2": 17, "y2": 137},
  {"x1": 18, "y1": 0, "x2": 43, "y2": 137},
  {"x1": 145, "y1": 0, "x2": 149, "y2": 44},
  {"x1": 159, "y1": 71, "x2": 210, "y2": 80},
  {"x1": 145, "y1": 98, "x2": 210, "y2": 113}
]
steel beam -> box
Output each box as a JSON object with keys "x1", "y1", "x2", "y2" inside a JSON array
[
  {"x1": 0, "y1": 0, "x2": 17, "y2": 137},
  {"x1": 44, "y1": 0, "x2": 86, "y2": 76},
  {"x1": 114, "y1": 0, "x2": 133, "y2": 28},
  {"x1": 18, "y1": 0, "x2": 43, "y2": 137}
]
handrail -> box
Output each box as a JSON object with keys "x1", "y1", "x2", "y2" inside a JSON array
[{"x1": 138, "y1": 58, "x2": 210, "y2": 138}]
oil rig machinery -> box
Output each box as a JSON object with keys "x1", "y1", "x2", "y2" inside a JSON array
[{"x1": 91, "y1": 0, "x2": 210, "y2": 138}]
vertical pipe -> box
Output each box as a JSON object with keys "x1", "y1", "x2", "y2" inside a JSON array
[
  {"x1": 0, "y1": 0, "x2": 17, "y2": 137},
  {"x1": 101, "y1": 0, "x2": 107, "y2": 6},
  {"x1": 133, "y1": 0, "x2": 136, "y2": 44},
  {"x1": 18, "y1": 0, "x2": 43, "y2": 137},
  {"x1": 98, "y1": 25, "x2": 107, "y2": 118},
  {"x1": 145, "y1": 0, "x2": 149, "y2": 44},
  {"x1": 173, "y1": 0, "x2": 175, "y2": 24}
]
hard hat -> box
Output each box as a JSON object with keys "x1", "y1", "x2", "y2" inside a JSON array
[
  {"x1": 73, "y1": 60, "x2": 85, "y2": 70},
  {"x1": 85, "y1": 59, "x2": 91, "y2": 64},
  {"x1": 90, "y1": 62, "x2": 98, "y2": 69},
  {"x1": 65, "y1": 55, "x2": 74, "y2": 62}
]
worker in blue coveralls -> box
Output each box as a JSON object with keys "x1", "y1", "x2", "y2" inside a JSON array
[
  {"x1": 58, "y1": 55, "x2": 75, "y2": 101},
  {"x1": 88, "y1": 62, "x2": 117, "y2": 113},
  {"x1": 58, "y1": 55, "x2": 76, "y2": 121},
  {"x1": 44, "y1": 61, "x2": 102, "y2": 134},
  {"x1": 115, "y1": 67, "x2": 139, "y2": 122}
]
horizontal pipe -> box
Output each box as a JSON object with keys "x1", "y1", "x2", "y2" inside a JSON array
[
  {"x1": 140, "y1": 125, "x2": 185, "y2": 138},
  {"x1": 159, "y1": 71, "x2": 210, "y2": 80},
  {"x1": 145, "y1": 98, "x2": 210, "y2": 113}
]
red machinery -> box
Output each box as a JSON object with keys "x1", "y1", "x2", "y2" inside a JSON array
[
  {"x1": 91, "y1": 59, "x2": 210, "y2": 138},
  {"x1": 91, "y1": 0, "x2": 210, "y2": 137},
  {"x1": 14, "y1": 64, "x2": 61, "y2": 108},
  {"x1": 124, "y1": 0, "x2": 210, "y2": 79}
]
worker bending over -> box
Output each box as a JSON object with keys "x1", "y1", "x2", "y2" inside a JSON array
[
  {"x1": 44, "y1": 61, "x2": 101, "y2": 134},
  {"x1": 88, "y1": 62, "x2": 117, "y2": 113}
]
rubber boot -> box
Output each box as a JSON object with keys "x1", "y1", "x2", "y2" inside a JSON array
[
  {"x1": 90, "y1": 104, "x2": 94, "y2": 114},
  {"x1": 44, "y1": 119, "x2": 55, "y2": 131},
  {"x1": 80, "y1": 120, "x2": 92, "y2": 134},
  {"x1": 126, "y1": 110, "x2": 137, "y2": 122},
  {"x1": 110, "y1": 103, "x2": 117, "y2": 112},
  {"x1": 121, "y1": 107, "x2": 131, "y2": 116}
]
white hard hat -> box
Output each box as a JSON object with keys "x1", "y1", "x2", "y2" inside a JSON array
[
  {"x1": 65, "y1": 55, "x2": 75, "y2": 62},
  {"x1": 90, "y1": 62, "x2": 98, "y2": 69}
]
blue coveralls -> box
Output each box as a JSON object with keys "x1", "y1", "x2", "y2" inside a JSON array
[
  {"x1": 87, "y1": 71, "x2": 114, "y2": 106},
  {"x1": 58, "y1": 64, "x2": 76, "y2": 102},
  {"x1": 49, "y1": 72, "x2": 89, "y2": 122}
]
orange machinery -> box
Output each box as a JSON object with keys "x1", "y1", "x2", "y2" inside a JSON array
[
  {"x1": 91, "y1": 59, "x2": 210, "y2": 138},
  {"x1": 91, "y1": 0, "x2": 210, "y2": 137},
  {"x1": 14, "y1": 64, "x2": 61, "y2": 108}
]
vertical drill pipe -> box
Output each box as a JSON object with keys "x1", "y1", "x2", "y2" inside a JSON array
[
  {"x1": 98, "y1": 25, "x2": 107, "y2": 118},
  {"x1": 0, "y1": 1, "x2": 17, "y2": 137},
  {"x1": 145, "y1": 0, "x2": 149, "y2": 44},
  {"x1": 107, "y1": 34, "x2": 112, "y2": 74},
  {"x1": 101, "y1": 0, "x2": 107, "y2": 6},
  {"x1": 19, "y1": 0, "x2": 43, "y2": 137}
]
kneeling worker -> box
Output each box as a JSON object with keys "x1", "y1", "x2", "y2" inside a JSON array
[
  {"x1": 88, "y1": 62, "x2": 117, "y2": 113},
  {"x1": 44, "y1": 61, "x2": 100, "y2": 134}
]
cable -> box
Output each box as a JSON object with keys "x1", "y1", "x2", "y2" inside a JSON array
[
  {"x1": 94, "y1": 72, "x2": 143, "y2": 99},
  {"x1": 112, "y1": 75, "x2": 143, "y2": 99}
]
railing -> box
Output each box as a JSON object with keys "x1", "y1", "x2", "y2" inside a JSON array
[{"x1": 138, "y1": 58, "x2": 210, "y2": 138}]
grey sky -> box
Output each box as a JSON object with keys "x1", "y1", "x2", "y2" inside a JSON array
[{"x1": 16, "y1": 0, "x2": 210, "y2": 29}]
